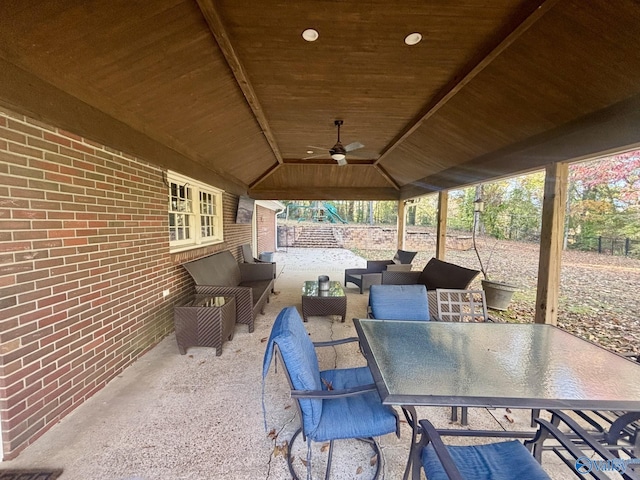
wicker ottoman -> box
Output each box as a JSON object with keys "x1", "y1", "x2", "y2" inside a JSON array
[{"x1": 173, "y1": 295, "x2": 236, "y2": 355}]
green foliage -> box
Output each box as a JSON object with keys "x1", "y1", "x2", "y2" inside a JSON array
[{"x1": 280, "y1": 151, "x2": 640, "y2": 250}]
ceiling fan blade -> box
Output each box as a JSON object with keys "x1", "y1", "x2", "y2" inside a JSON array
[
  {"x1": 345, "y1": 142, "x2": 364, "y2": 152},
  {"x1": 302, "y1": 153, "x2": 329, "y2": 160},
  {"x1": 307, "y1": 145, "x2": 330, "y2": 151},
  {"x1": 336, "y1": 157, "x2": 348, "y2": 166}
]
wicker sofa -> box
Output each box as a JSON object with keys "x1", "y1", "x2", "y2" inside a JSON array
[
  {"x1": 181, "y1": 250, "x2": 275, "y2": 333},
  {"x1": 381, "y1": 257, "x2": 479, "y2": 290}
]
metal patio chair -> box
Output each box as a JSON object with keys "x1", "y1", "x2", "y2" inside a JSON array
[
  {"x1": 367, "y1": 284, "x2": 430, "y2": 321},
  {"x1": 410, "y1": 418, "x2": 551, "y2": 480},
  {"x1": 435, "y1": 288, "x2": 490, "y2": 425},
  {"x1": 526, "y1": 410, "x2": 640, "y2": 479},
  {"x1": 262, "y1": 307, "x2": 399, "y2": 479}
]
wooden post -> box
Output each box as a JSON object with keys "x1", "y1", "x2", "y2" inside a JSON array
[
  {"x1": 397, "y1": 200, "x2": 406, "y2": 250},
  {"x1": 436, "y1": 191, "x2": 448, "y2": 260},
  {"x1": 535, "y1": 162, "x2": 568, "y2": 325}
]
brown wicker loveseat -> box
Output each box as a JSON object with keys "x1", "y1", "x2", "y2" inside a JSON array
[
  {"x1": 382, "y1": 257, "x2": 479, "y2": 290},
  {"x1": 182, "y1": 250, "x2": 275, "y2": 333}
]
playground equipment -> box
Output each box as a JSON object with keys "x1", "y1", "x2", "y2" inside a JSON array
[{"x1": 284, "y1": 202, "x2": 347, "y2": 223}]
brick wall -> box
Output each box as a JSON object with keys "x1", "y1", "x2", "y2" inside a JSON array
[
  {"x1": 0, "y1": 107, "x2": 251, "y2": 459},
  {"x1": 256, "y1": 205, "x2": 276, "y2": 255}
]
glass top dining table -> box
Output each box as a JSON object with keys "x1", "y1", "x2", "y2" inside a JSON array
[{"x1": 353, "y1": 319, "x2": 640, "y2": 411}]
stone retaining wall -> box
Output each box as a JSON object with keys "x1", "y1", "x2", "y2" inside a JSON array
[{"x1": 277, "y1": 224, "x2": 472, "y2": 251}]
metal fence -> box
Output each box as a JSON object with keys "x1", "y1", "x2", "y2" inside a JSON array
[{"x1": 567, "y1": 236, "x2": 640, "y2": 257}]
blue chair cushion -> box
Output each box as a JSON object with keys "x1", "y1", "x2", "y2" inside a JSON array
[
  {"x1": 369, "y1": 284, "x2": 430, "y2": 321},
  {"x1": 422, "y1": 440, "x2": 551, "y2": 480},
  {"x1": 263, "y1": 307, "x2": 323, "y2": 435},
  {"x1": 311, "y1": 366, "x2": 398, "y2": 442}
]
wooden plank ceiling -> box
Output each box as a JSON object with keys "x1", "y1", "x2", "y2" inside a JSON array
[{"x1": 1, "y1": 0, "x2": 640, "y2": 200}]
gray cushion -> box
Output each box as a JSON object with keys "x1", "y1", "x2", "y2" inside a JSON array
[{"x1": 417, "y1": 258, "x2": 479, "y2": 290}]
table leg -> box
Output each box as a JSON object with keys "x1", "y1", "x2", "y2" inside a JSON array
[{"x1": 401, "y1": 406, "x2": 419, "y2": 480}]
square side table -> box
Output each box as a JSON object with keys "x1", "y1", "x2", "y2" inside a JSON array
[
  {"x1": 173, "y1": 295, "x2": 236, "y2": 355},
  {"x1": 301, "y1": 280, "x2": 347, "y2": 322}
]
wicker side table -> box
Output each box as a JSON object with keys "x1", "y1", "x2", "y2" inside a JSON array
[
  {"x1": 173, "y1": 295, "x2": 236, "y2": 356},
  {"x1": 301, "y1": 280, "x2": 347, "y2": 322}
]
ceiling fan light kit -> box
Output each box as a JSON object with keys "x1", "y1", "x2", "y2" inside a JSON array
[
  {"x1": 303, "y1": 119, "x2": 364, "y2": 165},
  {"x1": 404, "y1": 32, "x2": 422, "y2": 45},
  {"x1": 302, "y1": 28, "x2": 319, "y2": 42}
]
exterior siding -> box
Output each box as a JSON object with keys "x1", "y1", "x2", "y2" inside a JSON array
[
  {"x1": 0, "y1": 107, "x2": 251, "y2": 459},
  {"x1": 256, "y1": 204, "x2": 277, "y2": 255}
]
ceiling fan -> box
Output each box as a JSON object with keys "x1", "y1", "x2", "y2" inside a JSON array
[{"x1": 305, "y1": 120, "x2": 364, "y2": 166}]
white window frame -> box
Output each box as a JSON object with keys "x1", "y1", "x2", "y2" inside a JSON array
[{"x1": 168, "y1": 171, "x2": 224, "y2": 252}]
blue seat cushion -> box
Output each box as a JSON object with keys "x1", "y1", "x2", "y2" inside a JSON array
[
  {"x1": 369, "y1": 284, "x2": 430, "y2": 321},
  {"x1": 310, "y1": 366, "x2": 398, "y2": 442},
  {"x1": 263, "y1": 307, "x2": 323, "y2": 435},
  {"x1": 422, "y1": 440, "x2": 550, "y2": 480}
]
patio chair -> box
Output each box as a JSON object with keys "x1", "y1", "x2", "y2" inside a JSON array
[
  {"x1": 529, "y1": 409, "x2": 640, "y2": 458},
  {"x1": 241, "y1": 243, "x2": 276, "y2": 279},
  {"x1": 262, "y1": 307, "x2": 399, "y2": 479},
  {"x1": 410, "y1": 418, "x2": 551, "y2": 480},
  {"x1": 526, "y1": 410, "x2": 640, "y2": 479},
  {"x1": 344, "y1": 249, "x2": 417, "y2": 294},
  {"x1": 435, "y1": 288, "x2": 489, "y2": 323},
  {"x1": 435, "y1": 289, "x2": 490, "y2": 425},
  {"x1": 381, "y1": 257, "x2": 479, "y2": 291},
  {"x1": 368, "y1": 284, "x2": 430, "y2": 321}
]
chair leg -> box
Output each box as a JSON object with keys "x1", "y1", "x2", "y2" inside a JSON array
[
  {"x1": 324, "y1": 440, "x2": 334, "y2": 480},
  {"x1": 450, "y1": 406, "x2": 458, "y2": 422},
  {"x1": 286, "y1": 428, "x2": 383, "y2": 480}
]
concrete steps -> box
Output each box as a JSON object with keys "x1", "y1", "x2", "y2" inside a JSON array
[{"x1": 292, "y1": 226, "x2": 340, "y2": 248}]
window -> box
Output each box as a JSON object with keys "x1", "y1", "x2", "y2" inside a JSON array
[{"x1": 168, "y1": 171, "x2": 223, "y2": 251}]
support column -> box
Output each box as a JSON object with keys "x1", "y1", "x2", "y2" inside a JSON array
[
  {"x1": 397, "y1": 200, "x2": 406, "y2": 250},
  {"x1": 436, "y1": 191, "x2": 448, "y2": 260},
  {"x1": 535, "y1": 162, "x2": 568, "y2": 325}
]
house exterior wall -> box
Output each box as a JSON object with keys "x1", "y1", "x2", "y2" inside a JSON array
[
  {"x1": 256, "y1": 204, "x2": 276, "y2": 255},
  {"x1": 0, "y1": 107, "x2": 251, "y2": 459}
]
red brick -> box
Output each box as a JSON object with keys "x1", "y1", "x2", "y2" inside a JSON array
[
  {"x1": 10, "y1": 188, "x2": 45, "y2": 199},
  {"x1": 8, "y1": 119, "x2": 43, "y2": 138},
  {"x1": 43, "y1": 132, "x2": 72, "y2": 148},
  {"x1": 9, "y1": 143, "x2": 43, "y2": 158},
  {"x1": 37, "y1": 293, "x2": 67, "y2": 309},
  {"x1": 13, "y1": 209, "x2": 46, "y2": 219}
]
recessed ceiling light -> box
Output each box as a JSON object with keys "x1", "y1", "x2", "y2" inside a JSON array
[
  {"x1": 306, "y1": 150, "x2": 314, "y2": 154},
  {"x1": 404, "y1": 32, "x2": 422, "y2": 46},
  {"x1": 302, "y1": 29, "x2": 319, "y2": 42}
]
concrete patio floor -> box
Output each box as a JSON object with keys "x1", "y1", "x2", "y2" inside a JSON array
[{"x1": 0, "y1": 248, "x2": 576, "y2": 479}]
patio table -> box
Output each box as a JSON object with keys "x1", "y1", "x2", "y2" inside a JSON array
[{"x1": 354, "y1": 319, "x2": 640, "y2": 478}]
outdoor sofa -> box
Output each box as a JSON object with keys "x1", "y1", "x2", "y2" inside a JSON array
[
  {"x1": 182, "y1": 250, "x2": 274, "y2": 333},
  {"x1": 381, "y1": 257, "x2": 479, "y2": 290}
]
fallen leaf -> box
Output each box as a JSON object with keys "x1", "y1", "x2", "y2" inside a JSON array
[
  {"x1": 370, "y1": 454, "x2": 378, "y2": 466},
  {"x1": 321, "y1": 378, "x2": 333, "y2": 390},
  {"x1": 300, "y1": 458, "x2": 308, "y2": 467},
  {"x1": 267, "y1": 428, "x2": 277, "y2": 440},
  {"x1": 506, "y1": 408, "x2": 512, "y2": 413},
  {"x1": 284, "y1": 404, "x2": 291, "y2": 410},
  {"x1": 320, "y1": 443, "x2": 330, "y2": 453},
  {"x1": 356, "y1": 466, "x2": 363, "y2": 474},
  {"x1": 260, "y1": 337, "x2": 268, "y2": 343},
  {"x1": 504, "y1": 414, "x2": 515, "y2": 423},
  {"x1": 198, "y1": 360, "x2": 206, "y2": 365}
]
